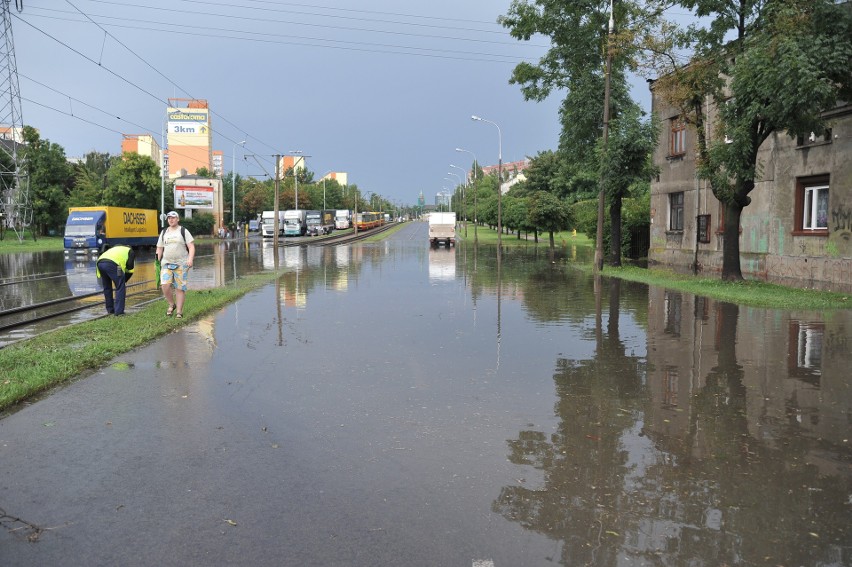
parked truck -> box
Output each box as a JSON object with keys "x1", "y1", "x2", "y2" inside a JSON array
[
  {"x1": 428, "y1": 212, "x2": 456, "y2": 247},
  {"x1": 306, "y1": 210, "x2": 335, "y2": 236},
  {"x1": 283, "y1": 209, "x2": 307, "y2": 237},
  {"x1": 63, "y1": 206, "x2": 159, "y2": 255},
  {"x1": 261, "y1": 210, "x2": 286, "y2": 238},
  {"x1": 334, "y1": 209, "x2": 351, "y2": 230}
]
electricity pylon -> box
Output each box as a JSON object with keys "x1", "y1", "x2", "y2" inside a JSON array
[{"x1": 0, "y1": 0, "x2": 31, "y2": 241}]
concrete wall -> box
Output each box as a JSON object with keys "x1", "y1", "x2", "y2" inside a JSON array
[{"x1": 648, "y1": 83, "x2": 852, "y2": 292}]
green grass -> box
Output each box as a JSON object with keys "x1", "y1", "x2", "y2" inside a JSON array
[
  {"x1": 458, "y1": 224, "x2": 592, "y2": 248},
  {"x1": 600, "y1": 265, "x2": 851, "y2": 310},
  {"x1": 0, "y1": 234, "x2": 64, "y2": 253},
  {"x1": 0, "y1": 271, "x2": 281, "y2": 412}
]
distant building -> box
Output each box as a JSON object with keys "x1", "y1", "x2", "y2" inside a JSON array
[
  {"x1": 0, "y1": 126, "x2": 33, "y2": 143},
  {"x1": 212, "y1": 150, "x2": 223, "y2": 177},
  {"x1": 278, "y1": 155, "x2": 307, "y2": 179},
  {"x1": 319, "y1": 171, "x2": 348, "y2": 185},
  {"x1": 435, "y1": 191, "x2": 450, "y2": 209},
  {"x1": 478, "y1": 158, "x2": 531, "y2": 195},
  {"x1": 121, "y1": 134, "x2": 162, "y2": 167}
]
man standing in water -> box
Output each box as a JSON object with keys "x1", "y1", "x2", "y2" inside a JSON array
[{"x1": 156, "y1": 211, "x2": 195, "y2": 318}]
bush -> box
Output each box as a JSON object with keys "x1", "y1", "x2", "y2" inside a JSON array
[{"x1": 180, "y1": 213, "x2": 215, "y2": 237}]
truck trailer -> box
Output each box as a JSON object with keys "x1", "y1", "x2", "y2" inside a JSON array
[
  {"x1": 64, "y1": 206, "x2": 159, "y2": 255},
  {"x1": 428, "y1": 212, "x2": 456, "y2": 247},
  {"x1": 261, "y1": 210, "x2": 286, "y2": 238},
  {"x1": 306, "y1": 210, "x2": 335, "y2": 236},
  {"x1": 283, "y1": 209, "x2": 307, "y2": 237}
]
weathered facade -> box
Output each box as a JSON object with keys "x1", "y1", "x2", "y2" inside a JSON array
[{"x1": 648, "y1": 86, "x2": 852, "y2": 292}]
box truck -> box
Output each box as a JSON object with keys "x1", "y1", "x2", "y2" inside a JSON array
[
  {"x1": 334, "y1": 209, "x2": 351, "y2": 230},
  {"x1": 428, "y1": 212, "x2": 456, "y2": 246},
  {"x1": 63, "y1": 206, "x2": 159, "y2": 254},
  {"x1": 306, "y1": 210, "x2": 335, "y2": 236},
  {"x1": 261, "y1": 210, "x2": 286, "y2": 238},
  {"x1": 283, "y1": 209, "x2": 307, "y2": 237}
]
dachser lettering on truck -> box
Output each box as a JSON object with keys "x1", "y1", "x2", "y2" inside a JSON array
[{"x1": 123, "y1": 212, "x2": 148, "y2": 224}]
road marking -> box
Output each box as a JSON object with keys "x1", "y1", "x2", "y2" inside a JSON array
[{"x1": 472, "y1": 561, "x2": 494, "y2": 567}]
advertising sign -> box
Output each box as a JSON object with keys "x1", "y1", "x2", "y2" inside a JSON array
[
  {"x1": 167, "y1": 109, "x2": 209, "y2": 136},
  {"x1": 175, "y1": 185, "x2": 214, "y2": 209}
]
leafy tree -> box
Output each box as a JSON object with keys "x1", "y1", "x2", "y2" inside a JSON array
[
  {"x1": 194, "y1": 167, "x2": 214, "y2": 178},
  {"x1": 22, "y1": 126, "x2": 72, "y2": 235},
  {"x1": 599, "y1": 104, "x2": 658, "y2": 266},
  {"x1": 104, "y1": 153, "x2": 161, "y2": 210},
  {"x1": 653, "y1": 0, "x2": 852, "y2": 280},
  {"x1": 528, "y1": 191, "x2": 572, "y2": 250},
  {"x1": 68, "y1": 151, "x2": 117, "y2": 207},
  {"x1": 241, "y1": 178, "x2": 273, "y2": 218}
]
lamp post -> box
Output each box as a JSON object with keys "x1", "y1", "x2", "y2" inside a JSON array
[
  {"x1": 232, "y1": 140, "x2": 246, "y2": 225},
  {"x1": 320, "y1": 170, "x2": 333, "y2": 211},
  {"x1": 471, "y1": 115, "x2": 502, "y2": 256},
  {"x1": 446, "y1": 172, "x2": 462, "y2": 217},
  {"x1": 447, "y1": 167, "x2": 466, "y2": 234},
  {"x1": 455, "y1": 147, "x2": 478, "y2": 241},
  {"x1": 288, "y1": 151, "x2": 309, "y2": 210}
]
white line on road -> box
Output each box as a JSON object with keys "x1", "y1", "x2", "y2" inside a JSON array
[{"x1": 472, "y1": 560, "x2": 494, "y2": 567}]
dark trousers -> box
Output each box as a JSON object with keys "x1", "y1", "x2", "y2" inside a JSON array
[{"x1": 97, "y1": 260, "x2": 127, "y2": 315}]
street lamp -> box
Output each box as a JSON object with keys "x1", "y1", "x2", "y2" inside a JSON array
[
  {"x1": 449, "y1": 164, "x2": 467, "y2": 237},
  {"x1": 471, "y1": 115, "x2": 502, "y2": 255},
  {"x1": 232, "y1": 140, "x2": 246, "y2": 224},
  {"x1": 446, "y1": 172, "x2": 463, "y2": 216},
  {"x1": 288, "y1": 150, "x2": 309, "y2": 209},
  {"x1": 444, "y1": 178, "x2": 457, "y2": 213},
  {"x1": 320, "y1": 170, "x2": 333, "y2": 211},
  {"x1": 455, "y1": 147, "x2": 478, "y2": 241}
]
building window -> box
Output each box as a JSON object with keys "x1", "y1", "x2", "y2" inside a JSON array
[
  {"x1": 670, "y1": 119, "x2": 686, "y2": 156},
  {"x1": 669, "y1": 192, "x2": 684, "y2": 231},
  {"x1": 804, "y1": 186, "x2": 829, "y2": 230},
  {"x1": 794, "y1": 176, "x2": 829, "y2": 235},
  {"x1": 796, "y1": 129, "x2": 832, "y2": 147}
]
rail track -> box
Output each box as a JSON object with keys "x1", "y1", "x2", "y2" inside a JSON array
[{"x1": 0, "y1": 223, "x2": 398, "y2": 348}]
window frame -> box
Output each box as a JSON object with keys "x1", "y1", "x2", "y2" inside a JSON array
[
  {"x1": 669, "y1": 192, "x2": 684, "y2": 232},
  {"x1": 793, "y1": 175, "x2": 830, "y2": 236},
  {"x1": 670, "y1": 118, "x2": 686, "y2": 156}
]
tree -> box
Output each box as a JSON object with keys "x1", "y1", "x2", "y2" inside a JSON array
[
  {"x1": 104, "y1": 153, "x2": 161, "y2": 210},
  {"x1": 598, "y1": 104, "x2": 658, "y2": 266},
  {"x1": 528, "y1": 191, "x2": 572, "y2": 250},
  {"x1": 22, "y1": 126, "x2": 72, "y2": 235},
  {"x1": 653, "y1": 0, "x2": 852, "y2": 280},
  {"x1": 68, "y1": 151, "x2": 117, "y2": 207}
]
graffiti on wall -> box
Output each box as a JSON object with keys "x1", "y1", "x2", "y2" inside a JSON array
[{"x1": 828, "y1": 203, "x2": 852, "y2": 258}]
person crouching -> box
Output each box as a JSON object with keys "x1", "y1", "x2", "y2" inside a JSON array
[{"x1": 96, "y1": 244, "x2": 135, "y2": 316}]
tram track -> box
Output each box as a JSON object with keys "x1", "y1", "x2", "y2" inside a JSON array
[{"x1": 0, "y1": 224, "x2": 399, "y2": 348}]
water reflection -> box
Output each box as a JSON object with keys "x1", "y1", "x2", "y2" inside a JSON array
[
  {"x1": 489, "y1": 265, "x2": 852, "y2": 567},
  {"x1": 428, "y1": 247, "x2": 456, "y2": 282},
  {"x1": 64, "y1": 256, "x2": 102, "y2": 296}
]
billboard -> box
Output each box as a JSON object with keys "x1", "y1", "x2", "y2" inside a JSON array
[{"x1": 175, "y1": 185, "x2": 214, "y2": 209}]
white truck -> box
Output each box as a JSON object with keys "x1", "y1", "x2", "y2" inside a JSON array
[
  {"x1": 334, "y1": 209, "x2": 351, "y2": 230},
  {"x1": 283, "y1": 209, "x2": 307, "y2": 237},
  {"x1": 261, "y1": 210, "x2": 286, "y2": 238},
  {"x1": 428, "y1": 212, "x2": 456, "y2": 246}
]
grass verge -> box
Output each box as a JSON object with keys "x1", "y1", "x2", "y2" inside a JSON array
[
  {"x1": 0, "y1": 271, "x2": 280, "y2": 412},
  {"x1": 599, "y1": 265, "x2": 851, "y2": 310}
]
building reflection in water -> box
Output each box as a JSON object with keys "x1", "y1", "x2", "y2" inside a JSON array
[{"x1": 494, "y1": 279, "x2": 851, "y2": 566}]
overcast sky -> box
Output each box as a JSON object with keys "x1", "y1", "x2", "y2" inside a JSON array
[{"x1": 14, "y1": 0, "x2": 655, "y2": 206}]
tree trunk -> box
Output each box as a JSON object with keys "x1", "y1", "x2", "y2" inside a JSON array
[
  {"x1": 608, "y1": 196, "x2": 622, "y2": 267},
  {"x1": 721, "y1": 200, "x2": 744, "y2": 281},
  {"x1": 549, "y1": 230, "x2": 555, "y2": 250}
]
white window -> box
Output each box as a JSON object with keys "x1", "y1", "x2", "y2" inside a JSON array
[{"x1": 803, "y1": 185, "x2": 829, "y2": 230}]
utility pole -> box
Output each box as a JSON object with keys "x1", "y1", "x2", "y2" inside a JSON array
[
  {"x1": 273, "y1": 154, "x2": 280, "y2": 253},
  {"x1": 594, "y1": 0, "x2": 615, "y2": 273}
]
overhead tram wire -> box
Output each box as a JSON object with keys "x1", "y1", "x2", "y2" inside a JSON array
[
  {"x1": 22, "y1": 12, "x2": 533, "y2": 66},
  {"x1": 87, "y1": 0, "x2": 533, "y2": 39},
  {"x1": 12, "y1": 14, "x2": 274, "y2": 164},
  {"x1": 61, "y1": 1, "x2": 280, "y2": 158},
  {"x1": 32, "y1": 2, "x2": 544, "y2": 50}
]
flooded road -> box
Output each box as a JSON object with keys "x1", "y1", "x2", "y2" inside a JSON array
[{"x1": 1, "y1": 222, "x2": 850, "y2": 566}]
